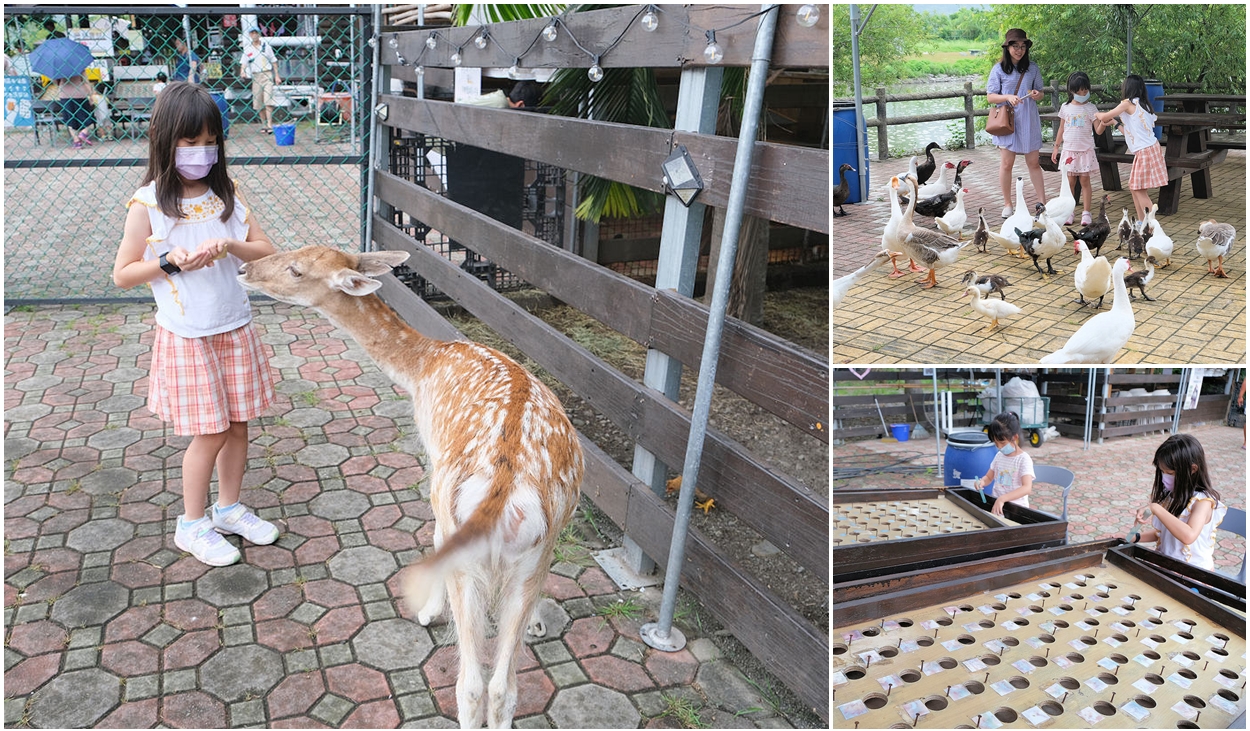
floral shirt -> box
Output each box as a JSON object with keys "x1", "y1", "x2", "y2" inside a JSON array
[{"x1": 1058, "y1": 101, "x2": 1098, "y2": 152}]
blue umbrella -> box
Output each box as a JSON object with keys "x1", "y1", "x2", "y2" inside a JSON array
[{"x1": 28, "y1": 37, "x2": 95, "y2": 80}]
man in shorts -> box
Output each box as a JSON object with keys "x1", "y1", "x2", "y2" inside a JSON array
[{"x1": 239, "y1": 28, "x2": 281, "y2": 133}]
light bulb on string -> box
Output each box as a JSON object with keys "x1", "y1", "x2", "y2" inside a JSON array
[
  {"x1": 542, "y1": 23, "x2": 558, "y2": 42},
  {"x1": 415, "y1": 65, "x2": 424, "y2": 77},
  {"x1": 387, "y1": 35, "x2": 398, "y2": 49},
  {"x1": 425, "y1": 33, "x2": 437, "y2": 50},
  {"x1": 451, "y1": 50, "x2": 462, "y2": 66},
  {"x1": 796, "y1": 4, "x2": 820, "y2": 28},
  {"x1": 641, "y1": 9, "x2": 658, "y2": 32},
  {"x1": 507, "y1": 60, "x2": 520, "y2": 79},
  {"x1": 703, "y1": 30, "x2": 723, "y2": 64},
  {"x1": 474, "y1": 32, "x2": 488, "y2": 50},
  {"x1": 588, "y1": 56, "x2": 604, "y2": 82}
]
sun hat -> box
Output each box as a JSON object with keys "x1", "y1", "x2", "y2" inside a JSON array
[{"x1": 1002, "y1": 29, "x2": 1032, "y2": 49}]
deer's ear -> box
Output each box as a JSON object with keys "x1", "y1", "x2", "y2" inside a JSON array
[
  {"x1": 356, "y1": 250, "x2": 410, "y2": 276},
  {"x1": 329, "y1": 269, "x2": 384, "y2": 297}
]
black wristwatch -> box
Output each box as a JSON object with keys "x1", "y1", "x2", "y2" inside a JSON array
[{"x1": 159, "y1": 252, "x2": 181, "y2": 275}]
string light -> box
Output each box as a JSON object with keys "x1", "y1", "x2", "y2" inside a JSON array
[
  {"x1": 542, "y1": 22, "x2": 559, "y2": 42},
  {"x1": 507, "y1": 59, "x2": 521, "y2": 79},
  {"x1": 474, "y1": 31, "x2": 489, "y2": 50},
  {"x1": 451, "y1": 50, "x2": 462, "y2": 66},
  {"x1": 425, "y1": 33, "x2": 437, "y2": 50},
  {"x1": 703, "y1": 30, "x2": 723, "y2": 64},
  {"x1": 640, "y1": 7, "x2": 659, "y2": 32},
  {"x1": 387, "y1": 34, "x2": 398, "y2": 49},
  {"x1": 588, "y1": 55, "x2": 604, "y2": 82},
  {"x1": 795, "y1": 4, "x2": 820, "y2": 28}
]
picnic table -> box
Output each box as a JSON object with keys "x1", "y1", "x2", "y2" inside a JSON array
[
  {"x1": 1158, "y1": 93, "x2": 1246, "y2": 114},
  {"x1": 1040, "y1": 110, "x2": 1243, "y2": 215}
]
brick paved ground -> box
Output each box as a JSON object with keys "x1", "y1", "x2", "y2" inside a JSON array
[
  {"x1": 3, "y1": 302, "x2": 816, "y2": 729},
  {"x1": 833, "y1": 146, "x2": 1247, "y2": 365},
  {"x1": 832, "y1": 423, "x2": 1247, "y2": 577}
]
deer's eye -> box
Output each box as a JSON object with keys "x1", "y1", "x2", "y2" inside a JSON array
[{"x1": 287, "y1": 265, "x2": 302, "y2": 278}]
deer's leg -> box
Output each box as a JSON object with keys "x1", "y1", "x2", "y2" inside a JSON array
[
  {"x1": 448, "y1": 571, "x2": 488, "y2": 729},
  {"x1": 488, "y1": 551, "x2": 547, "y2": 729},
  {"x1": 415, "y1": 525, "x2": 447, "y2": 626}
]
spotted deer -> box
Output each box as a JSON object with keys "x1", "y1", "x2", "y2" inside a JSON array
[{"x1": 238, "y1": 246, "x2": 583, "y2": 729}]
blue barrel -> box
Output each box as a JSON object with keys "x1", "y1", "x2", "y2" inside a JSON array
[
  {"x1": 210, "y1": 92, "x2": 231, "y2": 138},
  {"x1": 1143, "y1": 80, "x2": 1164, "y2": 141},
  {"x1": 832, "y1": 104, "x2": 869, "y2": 204},
  {"x1": 944, "y1": 430, "x2": 997, "y2": 488}
]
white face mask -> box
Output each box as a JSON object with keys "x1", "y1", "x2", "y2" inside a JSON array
[
  {"x1": 999, "y1": 442, "x2": 1016, "y2": 456},
  {"x1": 1073, "y1": 92, "x2": 1091, "y2": 103}
]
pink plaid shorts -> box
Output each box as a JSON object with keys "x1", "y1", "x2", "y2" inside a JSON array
[{"x1": 149, "y1": 322, "x2": 276, "y2": 436}]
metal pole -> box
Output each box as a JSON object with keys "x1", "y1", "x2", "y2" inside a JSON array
[
  {"x1": 849, "y1": 4, "x2": 872, "y2": 197},
  {"x1": 639, "y1": 4, "x2": 778, "y2": 653},
  {"x1": 996, "y1": 367, "x2": 1003, "y2": 415},
  {"x1": 1126, "y1": 11, "x2": 1133, "y2": 77},
  {"x1": 1172, "y1": 368, "x2": 1189, "y2": 434},
  {"x1": 1083, "y1": 368, "x2": 1096, "y2": 450},
  {"x1": 933, "y1": 369, "x2": 941, "y2": 476},
  {"x1": 362, "y1": 4, "x2": 382, "y2": 252}
]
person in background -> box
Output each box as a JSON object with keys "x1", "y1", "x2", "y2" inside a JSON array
[
  {"x1": 57, "y1": 72, "x2": 95, "y2": 148},
  {"x1": 43, "y1": 19, "x2": 66, "y2": 40},
  {"x1": 1095, "y1": 75, "x2": 1166, "y2": 223},
  {"x1": 986, "y1": 28, "x2": 1047, "y2": 218},
  {"x1": 1051, "y1": 71, "x2": 1099, "y2": 226},
  {"x1": 1239, "y1": 378, "x2": 1246, "y2": 449},
  {"x1": 506, "y1": 80, "x2": 541, "y2": 109},
  {"x1": 172, "y1": 37, "x2": 200, "y2": 83},
  {"x1": 90, "y1": 82, "x2": 113, "y2": 140},
  {"x1": 1130, "y1": 434, "x2": 1227, "y2": 571},
  {"x1": 153, "y1": 71, "x2": 168, "y2": 95},
  {"x1": 239, "y1": 27, "x2": 281, "y2": 133}
]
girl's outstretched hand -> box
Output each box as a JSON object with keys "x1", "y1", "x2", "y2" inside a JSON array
[
  {"x1": 194, "y1": 238, "x2": 233, "y2": 266},
  {"x1": 167, "y1": 245, "x2": 215, "y2": 272},
  {"x1": 1135, "y1": 504, "x2": 1155, "y2": 524},
  {"x1": 991, "y1": 497, "x2": 1006, "y2": 517}
]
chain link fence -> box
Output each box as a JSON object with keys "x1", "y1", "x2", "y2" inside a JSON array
[{"x1": 3, "y1": 6, "x2": 372, "y2": 302}]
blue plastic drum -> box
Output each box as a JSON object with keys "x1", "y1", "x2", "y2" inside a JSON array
[
  {"x1": 832, "y1": 104, "x2": 869, "y2": 204},
  {"x1": 210, "y1": 92, "x2": 230, "y2": 138},
  {"x1": 1143, "y1": 80, "x2": 1164, "y2": 141},
  {"x1": 943, "y1": 430, "x2": 997, "y2": 488}
]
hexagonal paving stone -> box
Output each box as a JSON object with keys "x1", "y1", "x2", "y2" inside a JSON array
[
  {"x1": 86, "y1": 426, "x2": 143, "y2": 451},
  {"x1": 29, "y1": 668, "x2": 122, "y2": 728},
  {"x1": 548, "y1": 684, "x2": 640, "y2": 729},
  {"x1": 267, "y1": 671, "x2": 326, "y2": 720},
  {"x1": 325, "y1": 663, "x2": 390, "y2": 702},
  {"x1": 50, "y1": 580, "x2": 130, "y2": 628},
  {"x1": 199, "y1": 645, "x2": 284, "y2": 702},
  {"x1": 65, "y1": 517, "x2": 135, "y2": 553},
  {"x1": 7, "y1": 620, "x2": 68, "y2": 656},
  {"x1": 295, "y1": 442, "x2": 351, "y2": 469},
  {"x1": 76, "y1": 467, "x2": 139, "y2": 496},
  {"x1": 195, "y1": 563, "x2": 268, "y2": 606},
  {"x1": 309, "y1": 489, "x2": 371, "y2": 521},
  {"x1": 350, "y1": 618, "x2": 434, "y2": 671},
  {"x1": 327, "y1": 545, "x2": 399, "y2": 585},
  {"x1": 101, "y1": 639, "x2": 159, "y2": 677},
  {"x1": 161, "y1": 690, "x2": 227, "y2": 728}
]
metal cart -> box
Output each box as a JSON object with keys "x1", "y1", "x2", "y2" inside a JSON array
[{"x1": 979, "y1": 395, "x2": 1051, "y2": 446}]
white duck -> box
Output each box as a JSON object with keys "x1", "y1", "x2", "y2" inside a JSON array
[
  {"x1": 880, "y1": 179, "x2": 924, "y2": 278},
  {"x1": 935, "y1": 188, "x2": 969, "y2": 239},
  {"x1": 1044, "y1": 161, "x2": 1077, "y2": 226},
  {"x1": 963, "y1": 284, "x2": 1023, "y2": 332},
  {"x1": 985, "y1": 177, "x2": 1031, "y2": 257},
  {"x1": 1196, "y1": 219, "x2": 1235, "y2": 278},
  {"x1": 1073, "y1": 241, "x2": 1113, "y2": 308},
  {"x1": 1041, "y1": 258, "x2": 1135, "y2": 364},
  {"x1": 1022, "y1": 204, "x2": 1067, "y2": 279},
  {"x1": 1143, "y1": 204, "x2": 1173, "y2": 267},
  {"x1": 916, "y1": 161, "x2": 956, "y2": 199},
  {"x1": 897, "y1": 175, "x2": 973, "y2": 289},
  {"x1": 833, "y1": 251, "x2": 892, "y2": 310}
]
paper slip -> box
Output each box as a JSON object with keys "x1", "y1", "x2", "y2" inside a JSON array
[
  {"x1": 837, "y1": 700, "x2": 869, "y2": 720},
  {"x1": 1044, "y1": 682, "x2": 1067, "y2": 699},
  {"x1": 1017, "y1": 606, "x2": 1033, "y2": 616},
  {"x1": 1052, "y1": 655, "x2": 1075, "y2": 669},
  {"x1": 1097, "y1": 657, "x2": 1119, "y2": 671},
  {"x1": 1096, "y1": 584, "x2": 1111, "y2": 592},
  {"x1": 1111, "y1": 606, "x2": 1131, "y2": 615},
  {"x1": 921, "y1": 619, "x2": 943, "y2": 630},
  {"x1": 1070, "y1": 638, "x2": 1090, "y2": 650},
  {"x1": 901, "y1": 699, "x2": 929, "y2": 721},
  {"x1": 1012, "y1": 659, "x2": 1036, "y2": 674},
  {"x1": 882, "y1": 620, "x2": 901, "y2": 632},
  {"x1": 923, "y1": 660, "x2": 948, "y2": 676},
  {"x1": 1103, "y1": 636, "x2": 1123, "y2": 647},
  {"x1": 1141, "y1": 636, "x2": 1161, "y2": 649},
  {"x1": 1111, "y1": 622, "x2": 1132, "y2": 633},
  {"x1": 1166, "y1": 672, "x2": 1193, "y2": 689},
  {"x1": 978, "y1": 604, "x2": 997, "y2": 615},
  {"x1": 963, "y1": 657, "x2": 987, "y2": 672},
  {"x1": 1120, "y1": 700, "x2": 1150, "y2": 722},
  {"x1": 1025, "y1": 637, "x2": 1046, "y2": 649},
  {"x1": 943, "y1": 606, "x2": 962, "y2": 616},
  {"x1": 878, "y1": 674, "x2": 904, "y2": 691},
  {"x1": 1131, "y1": 653, "x2": 1154, "y2": 667},
  {"x1": 964, "y1": 622, "x2": 988, "y2": 633},
  {"x1": 858, "y1": 650, "x2": 883, "y2": 664},
  {"x1": 1132, "y1": 678, "x2": 1159, "y2": 694},
  {"x1": 1064, "y1": 582, "x2": 1081, "y2": 589},
  {"x1": 984, "y1": 639, "x2": 1006, "y2": 653},
  {"x1": 831, "y1": 671, "x2": 849, "y2": 687},
  {"x1": 1086, "y1": 676, "x2": 1109, "y2": 693},
  {"x1": 1205, "y1": 649, "x2": 1228, "y2": 663},
  {"x1": 1119, "y1": 595, "x2": 1137, "y2": 605},
  {"x1": 1169, "y1": 633, "x2": 1191, "y2": 644},
  {"x1": 1206, "y1": 634, "x2": 1228, "y2": 646},
  {"x1": 942, "y1": 639, "x2": 965, "y2": 651},
  {"x1": 948, "y1": 683, "x2": 973, "y2": 701},
  {"x1": 1085, "y1": 608, "x2": 1103, "y2": 617},
  {"x1": 1026, "y1": 592, "x2": 1043, "y2": 601},
  {"x1": 1174, "y1": 654, "x2": 1195, "y2": 668},
  {"x1": 1214, "y1": 672, "x2": 1239, "y2": 689},
  {"x1": 1039, "y1": 621, "x2": 1058, "y2": 634},
  {"x1": 994, "y1": 594, "x2": 1011, "y2": 602},
  {"x1": 976, "y1": 711, "x2": 1004, "y2": 728},
  {"x1": 990, "y1": 679, "x2": 1016, "y2": 696},
  {"x1": 1048, "y1": 606, "x2": 1066, "y2": 615},
  {"x1": 1021, "y1": 705, "x2": 1050, "y2": 727},
  {"x1": 899, "y1": 640, "x2": 922, "y2": 653},
  {"x1": 1075, "y1": 620, "x2": 1094, "y2": 631},
  {"x1": 1001, "y1": 620, "x2": 1021, "y2": 630},
  {"x1": 1209, "y1": 693, "x2": 1240, "y2": 715},
  {"x1": 1077, "y1": 706, "x2": 1105, "y2": 724},
  {"x1": 1173, "y1": 620, "x2": 1193, "y2": 631},
  {"x1": 1170, "y1": 700, "x2": 1198, "y2": 721},
  {"x1": 842, "y1": 629, "x2": 865, "y2": 642}
]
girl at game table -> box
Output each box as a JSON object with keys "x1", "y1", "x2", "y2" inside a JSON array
[
  {"x1": 973, "y1": 412, "x2": 1034, "y2": 517},
  {"x1": 1129, "y1": 434, "x2": 1228, "y2": 571},
  {"x1": 112, "y1": 82, "x2": 279, "y2": 567}
]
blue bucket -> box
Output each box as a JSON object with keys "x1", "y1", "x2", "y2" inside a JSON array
[
  {"x1": 890, "y1": 423, "x2": 910, "y2": 442},
  {"x1": 1144, "y1": 80, "x2": 1164, "y2": 141},
  {"x1": 274, "y1": 123, "x2": 295, "y2": 146},
  {"x1": 944, "y1": 430, "x2": 997, "y2": 488}
]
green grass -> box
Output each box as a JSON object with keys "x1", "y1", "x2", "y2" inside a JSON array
[
  {"x1": 658, "y1": 694, "x2": 710, "y2": 729},
  {"x1": 596, "y1": 597, "x2": 642, "y2": 622}
]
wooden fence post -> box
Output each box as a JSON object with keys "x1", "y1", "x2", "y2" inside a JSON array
[
  {"x1": 964, "y1": 82, "x2": 975, "y2": 150},
  {"x1": 1049, "y1": 78, "x2": 1062, "y2": 139},
  {"x1": 876, "y1": 86, "x2": 889, "y2": 160}
]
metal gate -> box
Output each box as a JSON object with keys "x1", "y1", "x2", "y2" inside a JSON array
[{"x1": 2, "y1": 5, "x2": 372, "y2": 303}]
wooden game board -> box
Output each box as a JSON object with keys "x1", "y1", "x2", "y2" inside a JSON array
[
  {"x1": 833, "y1": 541, "x2": 1247, "y2": 729},
  {"x1": 832, "y1": 488, "x2": 1068, "y2": 584}
]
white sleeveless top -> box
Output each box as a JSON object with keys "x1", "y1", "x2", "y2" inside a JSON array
[
  {"x1": 1118, "y1": 97, "x2": 1159, "y2": 153},
  {"x1": 128, "y1": 181, "x2": 253, "y2": 338},
  {"x1": 1151, "y1": 491, "x2": 1227, "y2": 570}
]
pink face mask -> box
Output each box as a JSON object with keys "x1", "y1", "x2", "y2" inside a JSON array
[
  {"x1": 176, "y1": 145, "x2": 218, "y2": 179},
  {"x1": 1161, "y1": 472, "x2": 1175, "y2": 493}
]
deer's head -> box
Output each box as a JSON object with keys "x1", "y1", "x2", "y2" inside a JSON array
[{"x1": 238, "y1": 245, "x2": 410, "y2": 307}]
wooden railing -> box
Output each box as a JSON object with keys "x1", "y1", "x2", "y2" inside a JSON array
[{"x1": 835, "y1": 80, "x2": 1207, "y2": 160}]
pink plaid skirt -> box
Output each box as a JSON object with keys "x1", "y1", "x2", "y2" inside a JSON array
[
  {"x1": 149, "y1": 322, "x2": 275, "y2": 436},
  {"x1": 1129, "y1": 141, "x2": 1168, "y2": 190}
]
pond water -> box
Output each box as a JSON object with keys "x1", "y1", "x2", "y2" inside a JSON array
[{"x1": 863, "y1": 76, "x2": 995, "y2": 159}]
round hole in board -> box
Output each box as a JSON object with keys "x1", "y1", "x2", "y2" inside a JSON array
[
  {"x1": 1070, "y1": 593, "x2": 1084, "y2": 600},
  {"x1": 916, "y1": 637, "x2": 934, "y2": 647},
  {"x1": 898, "y1": 618, "x2": 914, "y2": 628},
  {"x1": 980, "y1": 654, "x2": 1002, "y2": 666},
  {"x1": 1177, "y1": 722, "x2": 1200, "y2": 729},
  {"x1": 845, "y1": 666, "x2": 867, "y2": 680},
  {"x1": 954, "y1": 726, "x2": 976, "y2": 729},
  {"x1": 924, "y1": 695, "x2": 949, "y2": 711},
  {"x1": 1097, "y1": 672, "x2": 1119, "y2": 686},
  {"x1": 979, "y1": 620, "x2": 996, "y2": 629},
  {"x1": 878, "y1": 646, "x2": 899, "y2": 659},
  {"x1": 1008, "y1": 676, "x2": 1030, "y2": 689},
  {"x1": 1144, "y1": 673, "x2": 1165, "y2": 685},
  {"x1": 1053, "y1": 620, "x2": 1070, "y2": 629},
  {"x1": 959, "y1": 605, "x2": 975, "y2": 613},
  {"x1": 964, "y1": 680, "x2": 986, "y2": 694},
  {"x1": 1079, "y1": 636, "x2": 1097, "y2": 647},
  {"x1": 1007, "y1": 592, "x2": 1022, "y2": 599},
  {"x1": 993, "y1": 707, "x2": 1018, "y2": 723},
  {"x1": 1093, "y1": 701, "x2": 1116, "y2": 716},
  {"x1": 1081, "y1": 573, "x2": 1096, "y2": 579},
  {"x1": 1095, "y1": 592, "x2": 1110, "y2": 600},
  {"x1": 1027, "y1": 605, "x2": 1043, "y2": 614},
  {"x1": 1059, "y1": 604, "x2": 1074, "y2": 611},
  {"x1": 1181, "y1": 651, "x2": 1200, "y2": 662},
  {"x1": 1065, "y1": 652, "x2": 1085, "y2": 664},
  {"x1": 1149, "y1": 635, "x2": 1166, "y2": 645},
  {"x1": 1092, "y1": 606, "x2": 1109, "y2": 614},
  {"x1": 1013, "y1": 618, "x2": 1030, "y2": 627},
  {"x1": 936, "y1": 617, "x2": 954, "y2": 626},
  {"x1": 900, "y1": 669, "x2": 922, "y2": 683},
  {"x1": 1120, "y1": 620, "x2": 1137, "y2": 627},
  {"x1": 1047, "y1": 582, "x2": 1062, "y2": 588},
  {"x1": 832, "y1": 643, "x2": 847, "y2": 655},
  {"x1": 1132, "y1": 695, "x2": 1157, "y2": 709},
  {"x1": 1105, "y1": 583, "x2": 1118, "y2": 589},
  {"x1": 1000, "y1": 636, "x2": 1020, "y2": 647},
  {"x1": 1108, "y1": 653, "x2": 1128, "y2": 665},
  {"x1": 1040, "y1": 701, "x2": 1064, "y2": 716},
  {"x1": 1151, "y1": 605, "x2": 1167, "y2": 615},
  {"x1": 1178, "y1": 668, "x2": 1197, "y2": 680},
  {"x1": 1127, "y1": 594, "x2": 1141, "y2": 601},
  {"x1": 1182, "y1": 695, "x2": 1206, "y2": 709},
  {"x1": 858, "y1": 537, "x2": 873, "y2": 543},
  {"x1": 1038, "y1": 634, "x2": 1055, "y2": 644},
  {"x1": 1084, "y1": 618, "x2": 1101, "y2": 626},
  {"x1": 1214, "y1": 632, "x2": 1230, "y2": 642},
  {"x1": 888, "y1": 724, "x2": 911, "y2": 729},
  {"x1": 1143, "y1": 618, "x2": 1162, "y2": 628},
  {"x1": 862, "y1": 627, "x2": 880, "y2": 637},
  {"x1": 1218, "y1": 689, "x2": 1240, "y2": 702},
  {"x1": 1143, "y1": 650, "x2": 1161, "y2": 661},
  {"x1": 992, "y1": 603, "x2": 1007, "y2": 611},
  {"x1": 1210, "y1": 647, "x2": 1229, "y2": 657},
  {"x1": 1057, "y1": 677, "x2": 1080, "y2": 690},
  {"x1": 1220, "y1": 668, "x2": 1239, "y2": 680},
  {"x1": 1178, "y1": 618, "x2": 1196, "y2": 628},
  {"x1": 1176, "y1": 631, "x2": 1193, "y2": 641},
  {"x1": 902, "y1": 534, "x2": 914, "y2": 538},
  {"x1": 863, "y1": 693, "x2": 888, "y2": 710},
  {"x1": 1028, "y1": 656, "x2": 1047, "y2": 668},
  {"x1": 938, "y1": 657, "x2": 958, "y2": 670},
  {"x1": 1111, "y1": 634, "x2": 1128, "y2": 644},
  {"x1": 1075, "y1": 581, "x2": 1087, "y2": 587}
]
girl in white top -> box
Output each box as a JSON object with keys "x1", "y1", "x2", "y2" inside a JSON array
[
  {"x1": 1095, "y1": 75, "x2": 1167, "y2": 222},
  {"x1": 1131, "y1": 434, "x2": 1228, "y2": 571},
  {"x1": 974, "y1": 412, "x2": 1035, "y2": 517},
  {"x1": 113, "y1": 82, "x2": 280, "y2": 568}
]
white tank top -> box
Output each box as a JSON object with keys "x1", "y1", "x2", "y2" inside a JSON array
[
  {"x1": 128, "y1": 181, "x2": 254, "y2": 338},
  {"x1": 1119, "y1": 97, "x2": 1159, "y2": 153},
  {"x1": 1152, "y1": 492, "x2": 1227, "y2": 570}
]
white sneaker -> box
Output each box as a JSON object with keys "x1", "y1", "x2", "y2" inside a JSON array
[
  {"x1": 212, "y1": 503, "x2": 279, "y2": 545},
  {"x1": 1001, "y1": 206, "x2": 1013, "y2": 219},
  {"x1": 176, "y1": 517, "x2": 241, "y2": 566}
]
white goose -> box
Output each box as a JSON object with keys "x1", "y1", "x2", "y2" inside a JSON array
[
  {"x1": 916, "y1": 161, "x2": 956, "y2": 199},
  {"x1": 1196, "y1": 219, "x2": 1235, "y2": 278},
  {"x1": 880, "y1": 179, "x2": 924, "y2": 278},
  {"x1": 833, "y1": 251, "x2": 892, "y2": 310},
  {"x1": 1044, "y1": 161, "x2": 1077, "y2": 226},
  {"x1": 1073, "y1": 241, "x2": 1113, "y2": 308},
  {"x1": 897, "y1": 175, "x2": 973, "y2": 289},
  {"x1": 935, "y1": 188, "x2": 969, "y2": 239},
  {"x1": 985, "y1": 177, "x2": 1031, "y2": 257},
  {"x1": 963, "y1": 284, "x2": 1023, "y2": 332},
  {"x1": 1143, "y1": 204, "x2": 1174, "y2": 267},
  {"x1": 1041, "y1": 258, "x2": 1135, "y2": 364}
]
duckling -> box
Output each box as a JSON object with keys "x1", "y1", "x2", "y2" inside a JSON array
[
  {"x1": 935, "y1": 188, "x2": 969, "y2": 238},
  {"x1": 1116, "y1": 208, "x2": 1132, "y2": 251},
  {"x1": 833, "y1": 163, "x2": 856, "y2": 217},
  {"x1": 963, "y1": 284, "x2": 1023, "y2": 332},
  {"x1": 1067, "y1": 194, "x2": 1111, "y2": 256},
  {"x1": 1126, "y1": 218, "x2": 1147, "y2": 261},
  {"x1": 1122, "y1": 256, "x2": 1157, "y2": 301},
  {"x1": 1143, "y1": 204, "x2": 1173, "y2": 267},
  {"x1": 833, "y1": 251, "x2": 892, "y2": 310},
  {"x1": 1196, "y1": 219, "x2": 1235, "y2": 278},
  {"x1": 961, "y1": 270, "x2": 1012, "y2": 301},
  {"x1": 1073, "y1": 240, "x2": 1113, "y2": 308},
  {"x1": 1041, "y1": 258, "x2": 1135, "y2": 364},
  {"x1": 971, "y1": 207, "x2": 990, "y2": 253}
]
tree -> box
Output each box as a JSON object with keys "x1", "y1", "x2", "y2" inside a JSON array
[{"x1": 831, "y1": 4, "x2": 923, "y2": 91}]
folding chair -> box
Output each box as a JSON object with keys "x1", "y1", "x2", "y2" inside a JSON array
[
  {"x1": 1219, "y1": 507, "x2": 1247, "y2": 584},
  {"x1": 32, "y1": 100, "x2": 62, "y2": 145},
  {"x1": 1032, "y1": 465, "x2": 1075, "y2": 532}
]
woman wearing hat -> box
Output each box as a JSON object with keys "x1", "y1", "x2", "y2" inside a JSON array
[{"x1": 986, "y1": 28, "x2": 1047, "y2": 217}]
